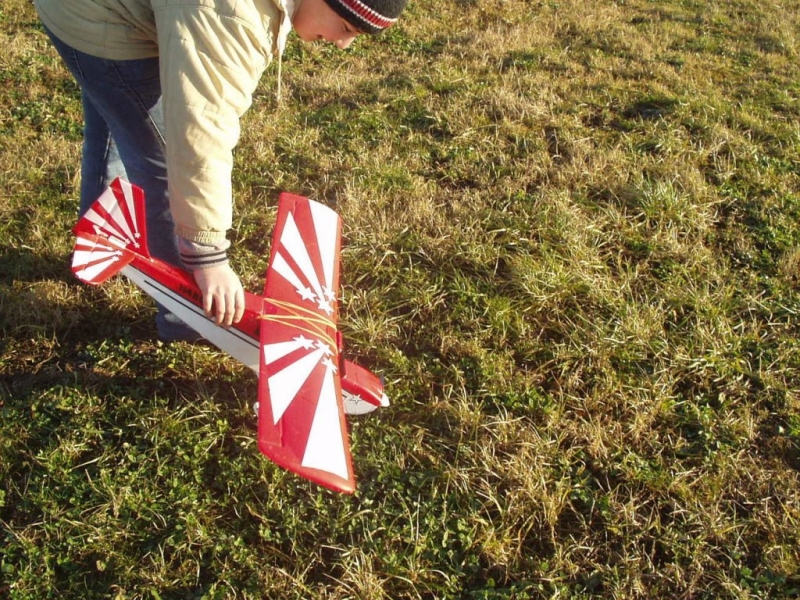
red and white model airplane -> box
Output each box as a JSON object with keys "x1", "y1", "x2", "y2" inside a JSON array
[{"x1": 71, "y1": 178, "x2": 388, "y2": 493}]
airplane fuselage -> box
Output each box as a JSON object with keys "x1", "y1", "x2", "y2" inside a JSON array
[{"x1": 119, "y1": 255, "x2": 388, "y2": 414}]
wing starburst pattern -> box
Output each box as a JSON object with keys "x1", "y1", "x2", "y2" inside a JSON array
[
  {"x1": 71, "y1": 178, "x2": 148, "y2": 284},
  {"x1": 257, "y1": 194, "x2": 355, "y2": 493}
]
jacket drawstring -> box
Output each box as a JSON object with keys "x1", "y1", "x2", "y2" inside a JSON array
[{"x1": 275, "y1": 0, "x2": 295, "y2": 102}]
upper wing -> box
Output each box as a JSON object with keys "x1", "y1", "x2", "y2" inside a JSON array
[{"x1": 256, "y1": 193, "x2": 354, "y2": 493}]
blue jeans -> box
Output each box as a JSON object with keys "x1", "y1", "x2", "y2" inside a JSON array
[{"x1": 45, "y1": 27, "x2": 199, "y2": 341}]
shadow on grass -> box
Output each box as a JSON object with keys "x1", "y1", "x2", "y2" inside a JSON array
[
  {"x1": 0, "y1": 242, "x2": 173, "y2": 346},
  {"x1": 0, "y1": 362, "x2": 260, "y2": 598},
  {"x1": 0, "y1": 243, "x2": 74, "y2": 283}
]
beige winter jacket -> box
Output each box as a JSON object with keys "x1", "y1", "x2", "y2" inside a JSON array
[{"x1": 34, "y1": 0, "x2": 293, "y2": 245}]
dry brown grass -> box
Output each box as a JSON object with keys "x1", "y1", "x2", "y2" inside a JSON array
[{"x1": 2, "y1": 0, "x2": 800, "y2": 597}]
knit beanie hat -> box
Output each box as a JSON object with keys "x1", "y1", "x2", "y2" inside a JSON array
[{"x1": 322, "y1": 0, "x2": 407, "y2": 34}]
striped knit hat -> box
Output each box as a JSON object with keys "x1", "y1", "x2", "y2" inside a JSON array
[{"x1": 323, "y1": 0, "x2": 407, "y2": 34}]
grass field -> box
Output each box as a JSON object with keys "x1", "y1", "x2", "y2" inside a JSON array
[{"x1": 2, "y1": 0, "x2": 800, "y2": 597}]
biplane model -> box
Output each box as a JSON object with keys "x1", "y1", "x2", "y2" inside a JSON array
[{"x1": 71, "y1": 177, "x2": 388, "y2": 493}]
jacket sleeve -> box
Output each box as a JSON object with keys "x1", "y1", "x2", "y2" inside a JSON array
[{"x1": 154, "y1": 5, "x2": 273, "y2": 245}]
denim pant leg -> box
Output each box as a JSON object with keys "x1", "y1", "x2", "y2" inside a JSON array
[
  {"x1": 79, "y1": 94, "x2": 127, "y2": 216},
  {"x1": 44, "y1": 29, "x2": 178, "y2": 267},
  {"x1": 46, "y1": 28, "x2": 200, "y2": 341}
]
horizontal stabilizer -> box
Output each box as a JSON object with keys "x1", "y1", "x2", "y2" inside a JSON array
[{"x1": 72, "y1": 232, "x2": 135, "y2": 285}]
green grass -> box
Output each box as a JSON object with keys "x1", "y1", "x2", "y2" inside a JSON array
[{"x1": 2, "y1": 0, "x2": 800, "y2": 597}]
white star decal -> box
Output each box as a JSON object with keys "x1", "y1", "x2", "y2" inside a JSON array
[
  {"x1": 315, "y1": 340, "x2": 333, "y2": 357},
  {"x1": 294, "y1": 335, "x2": 315, "y2": 349},
  {"x1": 297, "y1": 286, "x2": 316, "y2": 301}
]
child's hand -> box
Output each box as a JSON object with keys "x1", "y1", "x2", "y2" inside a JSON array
[{"x1": 192, "y1": 264, "x2": 245, "y2": 327}]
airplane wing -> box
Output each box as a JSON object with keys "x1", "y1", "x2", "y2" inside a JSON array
[{"x1": 256, "y1": 193, "x2": 355, "y2": 493}]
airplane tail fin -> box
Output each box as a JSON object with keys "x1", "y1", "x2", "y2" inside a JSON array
[{"x1": 71, "y1": 178, "x2": 149, "y2": 285}]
